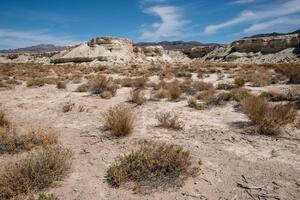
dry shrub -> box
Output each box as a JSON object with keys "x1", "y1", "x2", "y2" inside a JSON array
[
  {"x1": 165, "y1": 83, "x2": 182, "y2": 101},
  {"x1": 197, "y1": 89, "x2": 216, "y2": 102},
  {"x1": 13, "y1": 193, "x2": 59, "y2": 200},
  {"x1": 216, "y1": 83, "x2": 236, "y2": 90},
  {"x1": 187, "y1": 96, "x2": 203, "y2": 110},
  {"x1": 26, "y1": 79, "x2": 45, "y2": 87},
  {"x1": 234, "y1": 78, "x2": 245, "y2": 87},
  {"x1": 107, "y1": 141, "x2": 195, "y2": 187},
  {"x1": 129, "y1": 89, "x2": 146, "y2": 105},
  {"x1": 249, "y1": 69, "x2": 272, "y2": 87},
  {"x1": 122, "y1": 77, "x2": 148, "y2": 88},
  {"x1": 192, "y1": 81, "x2": 213, "y2": 91},
  {"x1": 75, "y1": 83, "x2": 89, "y2": 92},
  {"x1": 0, "y1": 109, "x2": 9, "y2": 127},
  {"x1": 156, "y1": 112, "x2": 183, "y2": 130},
  {"x1": 56, "y1": 81, "x2": 66, "y2": 89},
  {"x1": 62, "y1": 102, "x2": 74, "y2": 113},
  {"x1": 0, "y1": 145, "x2": 72, "y2": 199},
  {"x1": 0, "y1": 127, "x2": 58, "y2": 154},
  {"x1": 241, "y1": 96, "x2": 296, "y2": 135},
  {"x1": 155, "y1": 88, "x2": 169, "y2": 99},
  {"x1": 228, "y1": 88, "x2": 251, "y2": 102},
  {"x1": 259, "y1": 90, "x2": 285, "y2": 101},
  {"x1": 274, "y1": 65, "x2": 300, "y2": 84},
  {"x1": 89, "y1": 76, "x2": 117, "y2": 97},
  {"x1": 102, "y1": 106, "x2": 136, "y2": 137}
]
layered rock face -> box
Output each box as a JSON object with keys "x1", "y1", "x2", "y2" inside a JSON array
[
  {"x1": 231, "y1": 34, "x2": 300, "y2": 54},
  {"x1": 51, "y1": 37, "x2": 135, "y2": 64},
  {"x1": 189, "y1": 46, "x2": 219, "y2": 58}
]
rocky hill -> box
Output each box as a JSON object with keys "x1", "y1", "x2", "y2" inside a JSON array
[{"x1": 0, "y1": 29, "x2": 299, "y2": 64}]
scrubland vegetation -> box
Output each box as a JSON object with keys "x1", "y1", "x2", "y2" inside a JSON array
[{"x1": 0, "y1": 62, "x2": 299, "y2": 199}]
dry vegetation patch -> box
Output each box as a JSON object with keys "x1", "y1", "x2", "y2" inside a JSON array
[
  {"x1": 241, "y1": 96, "x2": 296, "y2": 135},
  {"x1": 156, "y1": 112, "x2": 183, "y2": 130},
  {"x1": 0, "y1": 145, "x2": 72, "y2": 199},
  {"x1": 107, "y1": 141, "x2": 196, "y2": 188},
  {"x1": 129, "y1": 89, "x2": 147, "y2": 105},
  {"x1": 0, "y1": 127, "x2": 58, "y2": 154},
  {"x1": 102, "y1": 106, "x2": 136, "y2": 137}
]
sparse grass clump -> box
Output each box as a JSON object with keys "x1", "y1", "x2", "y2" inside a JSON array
[
  {"x1": 156, "y1": 112, "x2": 183, "y2": 130},
  {"x1": 62, "y1": 101, "x2": 75, "y2": 113},
  {"x1": 129, "y1": 89, "x2": 146, "y2": 105},
  {"x1": 241, "y1": 96, "x2": 296, "y2": 135},
  {"x1": 56, "y1": 81, "x2": 66, "y2": 89},
  {"x1": 192, "y1": 81, "x2": 213, "y2": 91},
  {"x1": 0, "y1": 109, "x2": 9, "y2": 127},
  {"x1": 234, "y1": 78, "x2": 245, "y2": 87},
  {"x1": 165, "y1": 83, "x2": 182, "y2": 101},
  {"x1": 216, "y1": 83, "x2": 236, "y2": 90},
  {"x1": 228, "y1": 88, "x2": 251, "y2": 102},
  {"x1": 0, "y1": 127, "x2": 58, "y2": 154},
  {"x1": 75, "y1": 83, "x2": 89, "y2": 92},
  {"x1": 274, "y1": 65, "x2": 300, "y2": 84},
  {"x1": 26, "y1": 79, "x2": 45, "y2": 88},
  {"x1": 13, "y1": 193, "x2": 59, "y2": 200},
  {"x1": 0, "y1": 146, "x2": 72, "y2": 199},
  {"x1": 102, "y1": 106, "x2": 136, "y2": 137},
  {"x1": 107, "y1": 141, "x2": 194, "y2": 187},
  {"x1": 89, "y1": 76, "x2": 117, "y2": 98},
  {"x1": 187, "y1": 96, "x2": 203, "y2": 110}
]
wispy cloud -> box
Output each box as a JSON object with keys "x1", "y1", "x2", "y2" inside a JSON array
[
  {"x1": 203, "y1": 0, "x2": 300, "y2": 34},
  {"x1": 244, "y1": 16, "x2": 300, "y2": 32},
  {"x1": 139, "y1": 5, "x2": 189, "y2": 41},
  {"x1": 232, "y1": 0, "x2": 256, "y2": 4},
  {"x1": 0, "y1": 29, "x2": 79, "y2": 48}
]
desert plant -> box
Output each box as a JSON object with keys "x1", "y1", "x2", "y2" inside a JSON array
[
  {"x1": 0, "y1": 127, "x2": 58, "y2": 154},
  {"x1": 0, "y1": 109, "x2": 9, "y2": 127},
  {"x1": 166, "y1": 83, "x2": 182, "y2": 101},
  {"x1": 75, "y1": 83, "x2": 89, "y2": 92},
  {"x1": 89, "y1": 76, "x2": 117, "y2": 97},
  {"x1": 234, "y1": 78, "x2": 245, "y2": 87},
  {"x1": 129, "y1": 89, "x2": 146, "y2": 105},
  {"x1": 241, "y1": 96, "x2": 296, "y2": 135},
  {"x1": 155, "y1": 88, "x2": 169, "y2": 99},
  {"x1": 197, "y1": 89, "x2": 216, "y2": 102},
  {"x1": 56, "y1": 81, "x2": 66, "y2": 89},
  {"x1": 216, "y1": 83, "x2": 236, "y2": 90},
  {"x1": 62, "y1": 101, "x2": 74, "y2": 113},
  {"x1": 249, "y1": 69, "x2": 272, "y2": 87},
  {"x1": 0, "y1": 146, "x2": 72, "y2": 199},
  {"x1": 228, "y1": 88, "x2": 251, "y2": 102},
  {"x1": 156, "y1": 112, "x2": 183, "y2": 130},
  {"x1": 13, "y1": 193, "x2": 59, "y2": 200},
  {"x1": 192, "y1": 81, "x2": 213, "y2": 91},
  {"x1": 187, "y1": 96, "x2": 203, "y2": 110},
  {"x1": 26, "y1": 79, "x2": 45, "y2": 87},
  {"x1": 102, "y1": 106, "x2": 136, "y2": 137},
  {"x1": 275, "y1": 65, "x2": 300, "y2": 84},
  {"x1": 107, "y1": 141, "x2": 194, "y2": 187}
]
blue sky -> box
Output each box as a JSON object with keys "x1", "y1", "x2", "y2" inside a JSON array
[{"x1": 0, "y1": 0, "x2": 300, "y2": 49}]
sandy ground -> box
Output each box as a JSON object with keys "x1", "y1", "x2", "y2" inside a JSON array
[{"x1": 0, "y1": 82, "x2": 299, "y2": 200}]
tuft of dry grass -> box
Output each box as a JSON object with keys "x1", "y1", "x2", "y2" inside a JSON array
[
  {"x1": 102, "y1": 106, "x2": 136, "y2": 137},
  {"x1": 56, "y1": 81, "x2": 67, "y2": 89},
  {"x1": 234, "y1": 78, "x2": 245, "y2": 87},
  {"x1": 26, "y1": 79, "x2": 45, "y2": 88},
  {"x1": 187, "y1": 96, "x2": 203, "y2": 110},
  {"x1": 0, "y1": 109, "x2": 9, "y2": 127},
  {"x1": 216, "y1": 83, "x2": 236, "y2": 90},
  {"x1": 0, "y1": 127, "x2": 58, "y2": 154},
  {"x1": 129, "y1": 89, "x2": 146, "y2": 105},
  {"x1": 0, "y1": 145, "x2": 72, "y2": 199},
  {"x1": 155, "y1": 88, "x2": 169, "y2": 99},
  {"x1": 89, "y1": 76, "x2": 117, "y2": 98},
  {"x1": 197, "y1": 89, "x2": 216, "y2": 102},
  {"x1": 156, "y1": 112, "x2": 183, "y2": 130},
  {"x1": 75, "y1": 83, "x2": 89, "y2": 92},
  {"x1": 241, "y1": 96, "x2": 296, "y2": 135},
  {"x1": 165, "y1": 83, "x2": 182, "y2": 101},
  {"x1": 192, "y1": 81, "x2": 213, "y2": 91},
  {"x1": 228, "y1": 88, "x2": 251, "y2": 102},
  {"x1": 62, "y1": 101, "x2": 75, "y2": 113},
  {"x1": 13, "y1": 193, "x2": 59, "y2": 200},
  {"x1": 107, "y1": 141, "x2": 195, "y2": 187}
]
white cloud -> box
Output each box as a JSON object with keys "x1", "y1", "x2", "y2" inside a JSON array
[
  {"x1": 244, "y1": 17, "x2": 300, "y2": 32},
  {"x1": 139, "y1": 6, "x2": 189, "y2": 41},
  {"x1": 203, "y1": 0, "x2": 300, "y2": 34},
  {"x1": 0, "y1": 29, "x2": 79, "y2": 48},
  {"x1": 232, "y1": 0, "x2": 256, "y2": 4}
]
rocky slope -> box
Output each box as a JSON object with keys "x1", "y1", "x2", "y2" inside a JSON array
[{"x1": 0, "y1": 44, "x2": 66, "y2": 54}]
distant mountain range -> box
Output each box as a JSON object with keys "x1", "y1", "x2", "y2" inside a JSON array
[
  {"x1": 244, "y1": 29, "x2": 300, "y2": 39},
  {"x1": 0, "y1": 44, "x2": 66, "y2": 54},
  {"x1": 135, "y1": 41, "x2": 220, "y2": 51}
]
